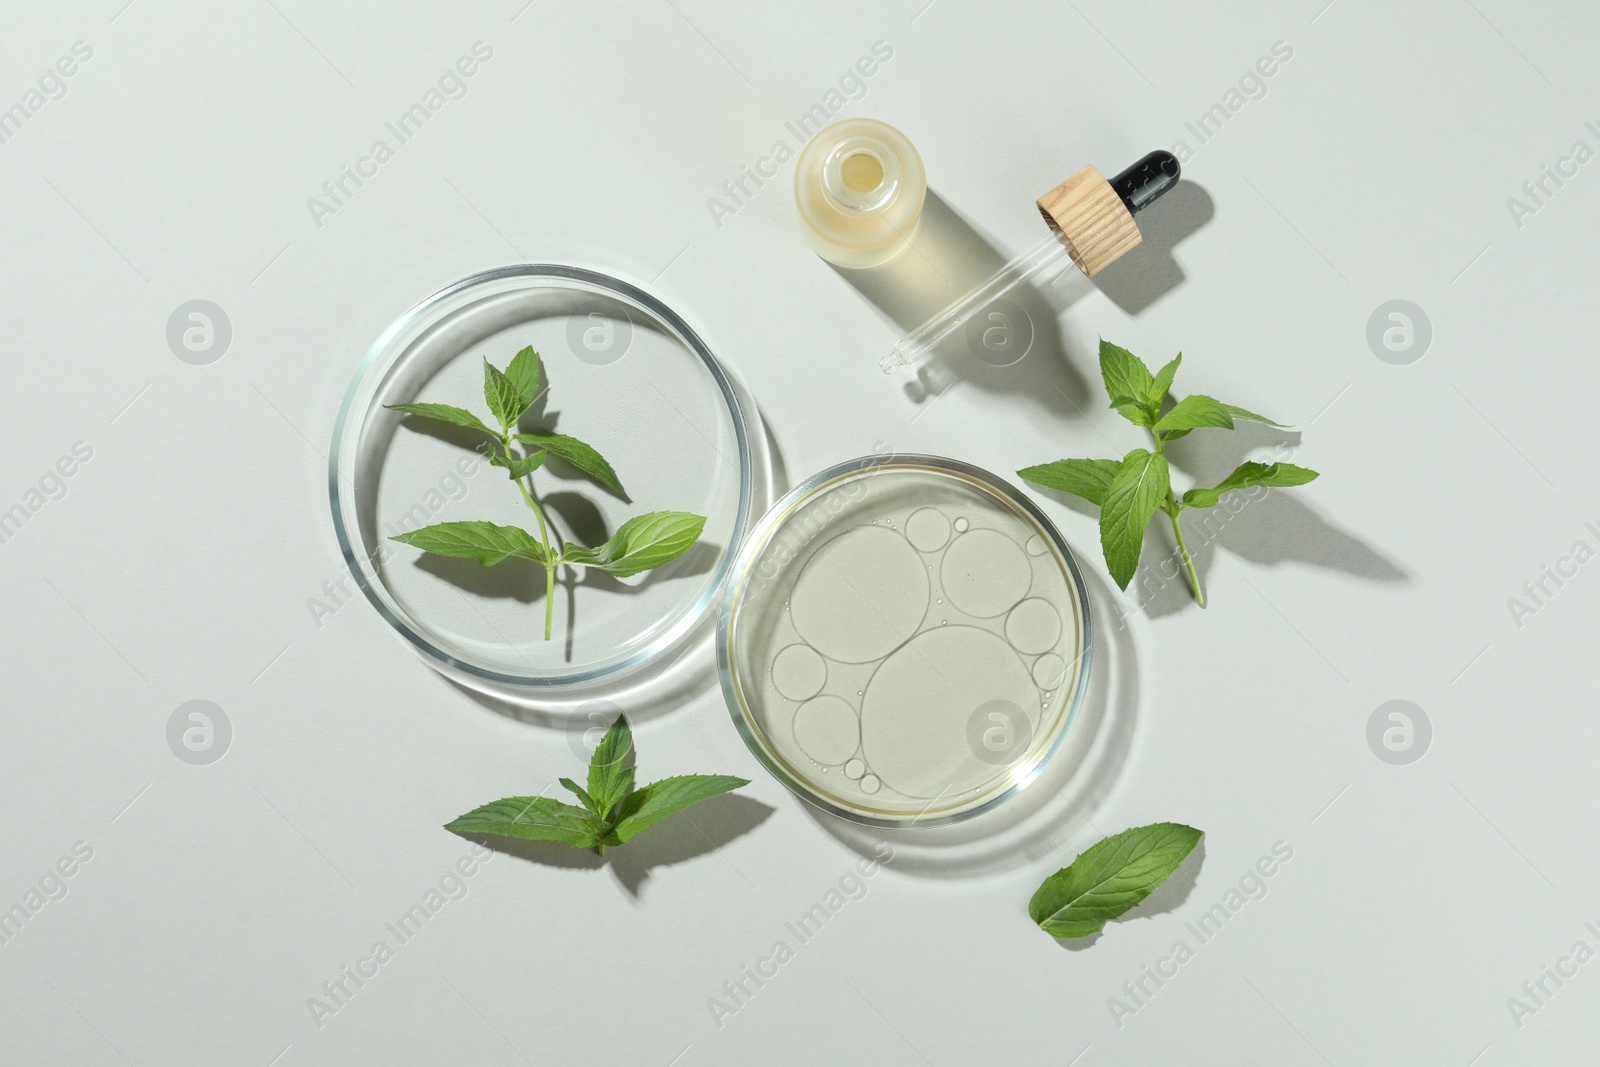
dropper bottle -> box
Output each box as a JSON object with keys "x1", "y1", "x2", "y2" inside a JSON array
[
  {"x1": 794, "y1": 118, "x2": 928, "y2": 270},
  {"x1": 881, "y1": 150, "x2": 1180, "y2": 372}
]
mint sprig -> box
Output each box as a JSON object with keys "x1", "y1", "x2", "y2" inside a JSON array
[
  {"x1": 1018, "y1": 340, "x2": 1319, "y2": 607},
  {"x1": 445, "y1": 715, "x2": 748, "y2": 855},
  {"x1": 386, "y1": 346, "x2": 706, "y2": 640},
  {"x1": 1029, "y1": 822, "x2": 1203, "y2": 939}
]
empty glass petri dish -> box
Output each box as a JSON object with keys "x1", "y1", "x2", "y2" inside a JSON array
[
  {"x1": 330, "y1": 265, "x2": 755, "y2": 701},
  {"x1": 718, "y1": 454, "x2": 1092, "y2": 827}
]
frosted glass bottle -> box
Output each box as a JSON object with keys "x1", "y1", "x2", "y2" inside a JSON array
[{"x1": 793, "y1": 118, "x2": 927, "y2": 269}]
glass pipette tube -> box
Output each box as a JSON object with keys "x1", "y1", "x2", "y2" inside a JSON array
[
  {"x1": 879, "y1": 231, "x2": 1072, "y2": 373},
  {"x1": 880, "y1": 149, "x2": 1180, "y2": 374}
]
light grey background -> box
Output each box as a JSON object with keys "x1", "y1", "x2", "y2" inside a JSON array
[{"x1": 1, "y1": 0, "x2": 1593, "y2": 1064}]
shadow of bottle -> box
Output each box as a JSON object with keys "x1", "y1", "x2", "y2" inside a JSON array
[
  {"x1": 824, "y1": 180, "x2": 1214, "y2": 419},
  {"x1": 825, "y1": 181, "x2": 1209, "y2": 419}
]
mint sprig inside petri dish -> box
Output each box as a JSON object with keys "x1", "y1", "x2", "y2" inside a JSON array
[{"x1": 387, "y1": 346, "x2": 705, "y2": 641}]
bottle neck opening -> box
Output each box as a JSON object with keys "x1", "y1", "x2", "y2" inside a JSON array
[{"x1": 821, "y1": 137, "x2": 901, "y2": 214}]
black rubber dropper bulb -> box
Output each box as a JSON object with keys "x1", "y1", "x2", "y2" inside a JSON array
[{"x1": 1110, "y1": 150, "x2": 1181, "y2": 215}]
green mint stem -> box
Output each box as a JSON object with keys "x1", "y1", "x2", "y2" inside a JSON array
[
  {"x1": 1150, "y1": 428, "x2": 1204, "y2": 608},
  {"x1": 1166, "y1": 503, "x2": 1205, "y2": 608},
  {"x1": 505, "y1": 435, "x2": 558, "y2": 640}
]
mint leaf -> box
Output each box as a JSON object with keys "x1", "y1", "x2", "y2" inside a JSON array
[
  {"x1": 559, "y1": 777, "x2": 598, "y2": 813},
  {"x1": 1183, "y1": 461, "x2": 1320, "y2": 508},
  {"x1": 608, "y1": 775, "x2": 750, "y2": 846},
  {"x1": 516, "y1": 432, "x2": 622, "y2": 493},
  {"x1": 483, "y1": 359, "x2": 526, "y2": 430},
  {"x1": 1099, "y1": 450, "x2": 1170, "y2": 589},
  {"x1": 1018, "y1": 459, "x2": 1123, "y2": 507},
  {"x1": 1219, "y1": 403, "x2": 1286, "y2": 428},
  {"x1": 1029, "y1": 822, "x2": 1204, "y2": 938},
  {"x1": 490, "y1": 449, "x2": 545, "y2": 481},
  {"x1": 586, "y1": 715, "x2": 634, "y2": 819},
  {"x1": 562, "y1": 511, "x2": 705, "y2": 578},
  {"x1": 1099, "y1": 339, "x2": 1154, "y2": 407},
  {"x1": 505, "y1": 346, "x2": 544, "y2": 409},
  {"x1": 445, "y1": 714, "x2": 748, "y2": 856},
  {"x1": 510, "y1": 452, "x2": 546, "y2": 479},
  {"x1": 385, "y1": 402, "x2": 493, "y2": 436},
  {"x1": 1154, "y1": 394, "x2": 1234, "y2": 434},
  {"x1": 391, "y1": 520, "x2": 547, "y2": 565},
  {"x1": 1149, "y1": 353, "x2": 1182, "y2": 405},
  {"x1": 445, "y1": 796, "x2": 601, "y2": 849},
  {"x1": 1107, "y1": 394, "x2": 1155, "y2": 427}
]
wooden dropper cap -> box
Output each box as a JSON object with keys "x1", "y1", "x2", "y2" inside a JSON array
[{"x1": 1036, "y1": 150, "x2": 1180, "y2": 276}]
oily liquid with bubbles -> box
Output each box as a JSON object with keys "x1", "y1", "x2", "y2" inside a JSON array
[{"x1": 731, "y1": 465, "x2": 1084, "y2": 822}]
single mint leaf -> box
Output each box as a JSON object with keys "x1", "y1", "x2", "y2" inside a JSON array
[
  {"x1": 1219, "y1": 403, "x2": 1287, "y2": 428},
  {"x1": 562, "y1": 511, "x2": 705, "y2": 578},
  {"x1": 1154, "y1": 394, "x2": 1234, "y2": 434},
  {"x1": 385, "y1": 402, "x2": 493, "y2": 436},
  {"x1": 516, "y1": 432, "x2": 623, "y2": 493},
  {"x1": 1149, "y1": 353, "x2": 1182, "y2": 405},
  {"x1": 1183, "y1": 462, "x2": 1319, "y2": 508},
  {"x1": 1018, "y1": 459, "x2": 1123, "y2": 507},
  {"x1": 609, "y1": 775, "x2": 750, "y2": 845},
  {"x1": 1099, "y1": 340, "x2": 1155, "y2": 408},
  {"x1": 445, "y1": 796, "x2": 601, "y2": 849},
  {"x1": 505, "y1": 346, "x2": 544, "y2": 409},
  {"x1": 559, "y1": 777, "x2": 598, "y2": 813},
  {"x1": 1029, "y1": 823, "x2": 1203, "y2": 938},
  {"x1": 483, "y1": 359, "x2": 526, "y2": 430},
  {"x1": 390, "y1": 520, "x2": 547, "y2": 565},
  {"x1": 1099, "y1": 449, "x2": 1170, "y2": 590},
  {"x1": 490, "y1": 449, "x2": 545, "y2": 481},
  {"x1": 587, "y1": 715, "x2": 634, "y2": 820},
  {"x1": 1110, "y1": 397, "x2": 1156, "y2": 427}
]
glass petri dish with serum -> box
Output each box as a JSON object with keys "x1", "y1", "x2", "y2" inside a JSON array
[{"x1": 718, "y1": 455, "x2": 1092, "y2": 827}]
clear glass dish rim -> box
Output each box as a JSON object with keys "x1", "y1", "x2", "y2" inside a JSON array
[
  {"x1": 328, "y1": 263, "x2": 756, "y2": 692},
  {"x1": 716, "y1": 453, "x2": 1095, "y2": 829}
]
